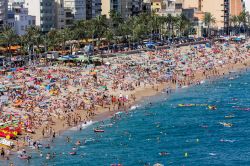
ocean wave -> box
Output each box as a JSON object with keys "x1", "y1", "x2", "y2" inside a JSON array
[
  {"x1": 69, "y1": 121, "x2": 95, "y2": 131},
  {"x1": 130, "y1": 105, "x2": 141, "y2": 110},
  {"x1": 209, "y1": 153, "x2": 217, "y2": 156},
  {"x1": 200, "y1": 80, "x2": 205, "y2": 84},
  {"x1": 220, "y1": 139, "x2": 236, "y2": 143}
]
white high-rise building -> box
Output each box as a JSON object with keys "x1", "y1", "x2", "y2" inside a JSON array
[
  {"x1": 55, "y1": 0, "x2": 65, "y2": 29},
  {"x1": 8, "y1": 4, "x2": 36, "y2": 35},
  {"x1": 64, "y1": 0, "x2": 86, "y2": 20},
  {"x1": 8, "y1": 0, "x2": 25, "y2": 3},
  {"x1": 0, "y1": 0, "x2": 8, "y2": 26},
  {"x1": 24, "y1": 0, "x2": 55, "y2": 32},
  {"x1": 86, "y1": 0, "x2": 102, "y2": 19}
]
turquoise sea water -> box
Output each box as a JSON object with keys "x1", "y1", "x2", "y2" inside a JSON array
[{"x1": 6, "y1": 70, "x2": 250, "y2": 166}]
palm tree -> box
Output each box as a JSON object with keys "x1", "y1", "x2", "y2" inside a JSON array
[
  {"x1": 104, "y1": 28, "x2": 114, "y2": 51},
  {"x1": 72, "y1": 20, "x2": 87, "y2": 42},
  {"x1": 0, "y1": 25, "x2": 18, "y2": 57},
  {"x1": 230, "y1": 15, "x2": 239, "y2": 34},
  {"x1": 46, "y1": 29, "x2": 60, "y2": 51},
  {"x1": 18, "y1": 35, "x2": 28, "y2": 56},
  {"x1": 175, "y1": 14, "x2": 190, "y2": 37},
  {"x1": 91, "y1": 15, "x2": 108, "y2": 53},
  {"x1": 118, "y1": 18, "x2": 133, "y2": 48},
  {"x1": 166, "y1": 14, "x2": 175, "y2": 38},
  {"x1": 238, "y1": 11, "x2": 247, "y2": 34},
  {"x1": 203, "y1": 12, "x2": 216, "y2": 37},
  {"x1": 24, "y1": 26, "x2": 41, "y2": 55},
  {"x1": 247, "y1": 12, "x2": 250, "y2": 35},
  {"x1": 58, "y1": 28, "x2": 73, "y2": 53}
]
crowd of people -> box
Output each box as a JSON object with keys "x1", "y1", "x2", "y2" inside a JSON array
[{"x1": 0, "y1": 41, "x2": 249, "y2": 162}]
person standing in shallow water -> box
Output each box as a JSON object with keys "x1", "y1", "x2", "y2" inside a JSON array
[
  {"x1": 42, "y1": 128, "x2": 45, "y2": 137},
  {"x1": 52, "y1": 129, "x2": 56, "y2": 138},
  {"x1": 0, "y1": 148, "x2": 5, "y2": 158}
]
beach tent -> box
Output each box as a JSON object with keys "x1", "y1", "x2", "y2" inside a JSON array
[
  {"x1": 234, "y1": 37, "x2": 241, "y2": 41},
  {"x1": 57, "y1": 57, "x2": 67, "y2": 61},
  {"x1": 92, "y1": 57, "x2": 101, "y2": 61},
  {"x1": 76, "y1": 55, "x2": 88, "y2": 62},
  {"x1": 105, "y1": 62, "x2": 111, "y2": 65},
  {"x1": 145, "y1": 42, "x2": 156, "y2": 49},
  {"x1": 206, "y1": 43, "x2": 211, "y2": 48}
]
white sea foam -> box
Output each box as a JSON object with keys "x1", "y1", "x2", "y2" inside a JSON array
[
  {"x1": 130, "y1": 105, "x2": 140, "y2": 110},
  {"x1": 69, "y1": 120, "x2": 95, "y2": 131},
  {"x1": 200, "y1": 80, "x2": 205, "y2": 84},
  {"x1": 209, "y1": 153, "x2": 217, "y2": 156},
  {"x1": 220, "y1": 139, "x2": 236, "y2": 143}
]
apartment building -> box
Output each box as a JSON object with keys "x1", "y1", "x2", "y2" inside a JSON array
[
  {"x1": 8, "y1": 4, "x2": 36, "y2": 35},
  {"x1": 151, "y1": 0, "x2": 165, "y2": 13},
  {"x1": 230, "y1": 0, "x2": 244, "y2": 16},
  {"x1": 24, "y1": 0, "x2": 55, "y2": 32},
  {"x1": 0, "y1": 0, "x2": 8, "y2": 26},
  {"x1": 131, "y1": 0, "x2": 143, "y2": 16},
  {"x1": 102, "y1": 0, "x2": 144, "y2": 18},
  {"x1": 54, "y1": 0, "x2": 65, "y2": 29},
  {"x1": 64, "y1": 0, "x2": 86, "y2": 20},
  {"x1": 156, "y1": 0, "x2": 183, "y2": 16},
  {"x1": 86, "y1": 0, "x2": 102, "y2": 20},
  {"x1": 101, "y1": 0, "x2": 121, "y2": 18},
  {"x1": 201, "y1": 0, "x2": 229, "y2": 30}
]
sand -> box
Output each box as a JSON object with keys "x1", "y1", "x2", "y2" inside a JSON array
[{"x1": 3, "y1": 43, "x2": 250, "y2": 153}]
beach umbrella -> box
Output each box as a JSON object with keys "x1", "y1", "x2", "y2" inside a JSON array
[
  {"x1": 246, "y1": 45, "x2": 250, "y2": 49},
  {"x1": 105, "y1": 62, "x2": 111, "y2": 65},
  {"x1": 92, "y1": 57, "x2": 101, "y2": 61},
  {"x1": 57, "y1": 57, "x2": 67, "y2": 61},
  {"x1": 76, "y1": 55, "x2": 88, "y2": 62},
  {"x1": 6, "y1": 75, "x2": 13, "y2": 79},
  {"x1": 90, "y1": 72, "x2": 96, "y2": 75}
]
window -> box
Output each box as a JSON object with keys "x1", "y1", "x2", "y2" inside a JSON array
[{"x1": 21, "y1": 26, "x2": 24, "y2": 30}]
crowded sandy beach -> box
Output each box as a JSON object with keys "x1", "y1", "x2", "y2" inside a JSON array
[{"x1": 0, "y1": 41, "x2": 250, "y2": 162}]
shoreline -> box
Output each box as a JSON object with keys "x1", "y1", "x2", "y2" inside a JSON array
[
  {"x1": 2, "y1": 44, "x2": 250, "y2": 156},
  {"x1": 38, "y1": 57, "x2": 250, "y2": 142}
]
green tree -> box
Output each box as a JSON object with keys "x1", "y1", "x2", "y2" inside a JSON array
[
  {"x1": 46, "y1": 29, "x2": 60, "y2": 51},
  {"x1": 24, "y1": 26, "x2": 42, "y2": 54},
  {"x1": 166, "y1": 14, "x2": 174, "y2": 38},
  {"x1": 86, "y1": 15, "x2": 108, "y2": 52},
  {"x1": 238, "y1": 10, "x2": 247, "y2": 33},
  {"x1": 0, "y1": 25, "x2": 18, "y2": 56},
  {"x1": 58, "y1": 28, "x2": 74, "y2": 53},
  {"x1": 175, "y1": 14, "x2": 190, "y2": 37},
  {"x1": 230, "y1": 15, "x2": 239, "y2": 34},
  {"x1": 203, "y1": 12, "x2": 216, "y2": 37}
]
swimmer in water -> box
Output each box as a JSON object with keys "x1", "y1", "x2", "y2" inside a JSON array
[
  {"x1": 66, "y1": 136, "x2": 70, "y2": 142},
  {"x1": 159, "y1": 152, "x2": 169, "y2": 156},
  {"x1": 75, "y1": 140, "x2": 81, "y2": 146},
  {"x1": 52, "y1": 152, "x2": 56, "y2": 158},
  {"x1": 45, "y1": 144, "x2": 50, "y2": 149},
  {"x1": 46, "y1": 153, "x2": 51, "y2": 160}
]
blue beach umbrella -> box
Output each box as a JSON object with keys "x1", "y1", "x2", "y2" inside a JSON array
[{"x1": 7, "y1": 75, "x2": 13, "y2": 79}]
